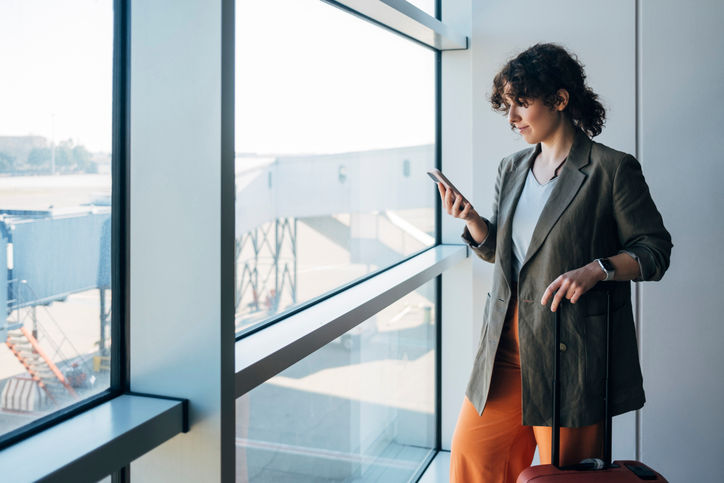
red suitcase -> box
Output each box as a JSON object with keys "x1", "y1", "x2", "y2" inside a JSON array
[{"x1": 517, "y1": 286, "x2": 668, "y2": 482}]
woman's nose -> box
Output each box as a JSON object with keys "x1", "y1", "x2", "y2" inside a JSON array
[{"x1": 508, "y1": 106, "x2": 519, "y2": 124}]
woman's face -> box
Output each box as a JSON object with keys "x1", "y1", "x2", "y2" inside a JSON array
[{"x1": 504, "y1": 87, "x2": 567, "y2": 145}]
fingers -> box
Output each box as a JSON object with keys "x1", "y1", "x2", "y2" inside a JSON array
[
  {"x1": 437, "y1": 182, "x2": 474, "y2": 219},
  {"x1": 459, "y1": 200, "x2": 471, "y2": 220},
  {"x1": 437, "y1": 183, "x2": 452, "y2": 212},
  {"x1": 437, "y1": 183, "x2": 452, "y2": 214},
  {"x1": 542, "y1": 276, "x2": 571, "y2": 312},
  {"x1": 451, "y1": 194, "x2": 463, "y2": 216},
  {"x1": 436, "y1": 182, "x2": 446, "y2": 201},
  {"x1": 542, "y1": 271, "x2": 594, "y2": 310},
  {"x1": 568, "y1": 282, "x2": 591, "y2": 304},
  {"x1": 438, "y1": 183, "x2": 474, "y2": 220},
  {"x1": 550, "y1": 278, "x2": 571, "y2": 312},
  {"x1": 565, "y1": 283, "x2": 578, "y2": 302},
  {"x1": 541, "y1": 277, "x2": 560, "y2": 307}
]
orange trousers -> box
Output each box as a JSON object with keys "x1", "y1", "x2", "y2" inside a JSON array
[{"x1": 450, "y1": 296, "x2": 603, "y2": 483}]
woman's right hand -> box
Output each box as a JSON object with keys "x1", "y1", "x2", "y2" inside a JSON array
[
  {"x1": 437, "y1": 182, "x2": 477, "y2": 221},
  {"x1": 436, "y1": 182, "x2": 489, "y2": 244}
]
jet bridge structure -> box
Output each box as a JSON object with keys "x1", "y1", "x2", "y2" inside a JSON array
[
  {"x1": 0, "y1": 208, "x2": 110, "y2": 411},
  {"x1": 234, "y1": 144, "x2": 435, "y2": 330}
]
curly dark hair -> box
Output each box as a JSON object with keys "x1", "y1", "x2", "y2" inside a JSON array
[{"x1": 490, "y1": 43, "x2": 606, "y2": 138}]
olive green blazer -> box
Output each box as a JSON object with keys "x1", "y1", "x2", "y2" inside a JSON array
[{"x1": 462, "y1": 129, "x2": 672, "y2": 427}]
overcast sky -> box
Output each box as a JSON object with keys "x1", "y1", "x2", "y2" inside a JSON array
[
  {"x1": 0, "y1": 0, "x2": 435, "y2": 155},
  {"x1": 0, "y1": 0, "x2": 113, "y2": 152}
]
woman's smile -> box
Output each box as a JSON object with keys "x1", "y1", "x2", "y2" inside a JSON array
[{"x1": 506, "y1": 95, "x2": 565, "y2": 145}]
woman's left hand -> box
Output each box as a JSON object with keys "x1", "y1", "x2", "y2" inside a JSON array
[{"x1": 541, "y1": 262, "x2": 605, "y2": 312}]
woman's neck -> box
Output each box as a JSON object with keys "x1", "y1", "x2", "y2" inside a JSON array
[{"x1": 538, "y1": 120, "x2": 576, "y2": 166}]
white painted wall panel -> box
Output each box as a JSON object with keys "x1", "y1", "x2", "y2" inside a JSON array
[
  {"x1": 129, "y1": 0, "x2": 232, "y2": 480},
  {"x1": 639, "y1": 1, "x2": 724, "y2": 480},
  {"x1": 441, "y1": 0, "x2": 477, "y2": 449}
]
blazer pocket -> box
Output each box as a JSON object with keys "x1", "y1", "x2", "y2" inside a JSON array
[
  {"x1": 581, "y1": 289, "x2": 626, "y2": 317},
  {"x1": 583, "y1": 304, "x2": 628, "y2": 390}
]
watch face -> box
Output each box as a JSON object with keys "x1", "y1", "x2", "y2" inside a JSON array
[{"x1": 601, "y1": 258, "x2": 615, "y2": 272}]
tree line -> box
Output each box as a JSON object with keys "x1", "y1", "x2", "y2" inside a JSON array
[{"x1": 0, "y1": 139, "x2": 98, "y2": 174}]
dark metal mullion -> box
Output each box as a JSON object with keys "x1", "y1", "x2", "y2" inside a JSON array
[
  {"x1": 111, "y1": 0, "x2": 131, "y2": 479},
  {"x1": 111, "y1": 0, "x2": 130, "y2": 397},
  {"x1": 411, "y1": 449, "x2": 438, "y2": 483},
  {"x1": 220, "y1": 0, "x2": 236, "y2": 480},
  {"x1": 634, "y1": 0, "x2": 643, "y2": 463},
  {"x1": 111, "y1": 466, "x2": 129, "y2": 483},
  {"x1": 433, "y1": 0, "x2": 442, "y2": 455},
  {"x1": 434, "y1": 273, "x2": 442, "y2": 454}
]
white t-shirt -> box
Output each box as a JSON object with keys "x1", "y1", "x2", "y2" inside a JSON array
[{"x1": 511, "y1": 168, "x2": 558, "y2": 282}]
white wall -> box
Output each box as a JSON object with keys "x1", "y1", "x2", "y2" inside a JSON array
[
  {"x1": 638, "y1": 1, "x2": 724, "y2": 480},
  {"x1": 440, "y1": 0, "x2": 476, "y2": 449}
]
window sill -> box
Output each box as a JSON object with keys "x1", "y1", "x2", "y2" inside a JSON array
[
  {"x1": 235, "y1": 243, "x2": 468, "y2": 398},
  {"x1": 0, "y1": 393, "x2": 187, "y2": 482}
]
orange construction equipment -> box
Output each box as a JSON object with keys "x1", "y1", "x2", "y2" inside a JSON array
[{"x1": 5, "y1": 326, "x2": 77, "y2": 407}]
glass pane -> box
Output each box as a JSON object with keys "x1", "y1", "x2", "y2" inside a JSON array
[
  {"x1": 406, "y1": 0, "x2": 436, "y2": 17},
  {"x1": 0, "y1": 0, "x2": 113, "y2": 437},
  {"x1": 237, "y1": 280, "x2": 436, "y2": 482},
  {"x1": 235, "y1": 0, "x2": 435, "y2": 334}
]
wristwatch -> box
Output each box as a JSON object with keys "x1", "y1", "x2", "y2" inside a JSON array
[{"x1": 595, "y1": 258, "x2": 615, "y2": 281}]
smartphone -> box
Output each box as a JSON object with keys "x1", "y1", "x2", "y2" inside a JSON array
[{"x1": 427, "y1": 168, "x2": 470, "y2": 205}]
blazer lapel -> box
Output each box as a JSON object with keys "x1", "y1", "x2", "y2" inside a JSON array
[
  {"x1": 498, "y1": 146, "x2": 539, "y2": 288},
  {"x1": 521, "y1": 130, "x2": 592, "y2": 269}
]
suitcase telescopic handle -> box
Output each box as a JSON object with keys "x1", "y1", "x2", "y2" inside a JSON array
[
  {"x1": 552, "y1": 303, "x2": 561, "y2": 467},
  {"x1": 552, "y1": 286, "x2": 614, "y2": 469}
]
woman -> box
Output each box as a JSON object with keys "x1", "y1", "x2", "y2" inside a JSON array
[{"x1": 438, "y1": 43, "x2": 672, "y2": 482}]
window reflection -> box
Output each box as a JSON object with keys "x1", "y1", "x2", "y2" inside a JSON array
[{"x1": 237, "y1": 281, "x2": 436, "y2": 482}]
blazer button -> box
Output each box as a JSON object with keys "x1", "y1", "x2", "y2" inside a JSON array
[{"x1": 559, "y1": 342, "x2": 567, "y2": 352}]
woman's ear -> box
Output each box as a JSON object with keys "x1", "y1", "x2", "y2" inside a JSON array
[{"x1": 556, "y1": 89, "x2": 570, "y2": 111}]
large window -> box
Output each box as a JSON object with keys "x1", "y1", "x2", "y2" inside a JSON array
[
  {"x1": 235, "y1": 0, "x2": 436, "y2": 335},
  {"x1": 0, "y1": 0, "x2": 113, "y2": 439},
  {"x1": 236, "y1": 279, "x2": 437, "y2": 482},
  {"x1": 0, "y1": 0, "x2": 463, "y2": 479}
]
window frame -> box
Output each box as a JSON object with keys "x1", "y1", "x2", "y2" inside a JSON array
[
  {"x1": 232, "y1": 2, "x2": 469, "y2": 481},
  {"x1": 0, "y1": 0, "x2": 129, "y2": 452},
  {"x1": 0, "y1": 1, "x2": 468, "y2": 480},
  {"x1": 0, "y1": 2, "x2": 189, "y2": 480},
  {"x1": 234, "y1": 0, "x2": 460, "y2": 342}
]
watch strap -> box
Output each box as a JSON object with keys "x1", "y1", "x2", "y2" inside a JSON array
[{"x1": 596, "y1": 258, "x2": 614, "y2": 281}]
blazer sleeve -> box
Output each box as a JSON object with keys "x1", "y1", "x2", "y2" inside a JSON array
[
  {"x1": 460, "y1": 157, "x2": 506, "y2": 263},
  {"x1": 612, "y1": 155, "x2": 673, "y2": 281}
]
